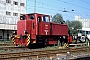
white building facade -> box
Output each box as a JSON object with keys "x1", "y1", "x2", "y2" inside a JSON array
[
  {"x1": 75, "y1": 15, "x2": 90, "y2": 28},
  {"x1": 0, "y1": 0, "x2": 26, "y2": 24},
  {"x1": 75, "y1": 15, "x2": 90, "y2": 35},
  {"x1": 0, "y1": 0, "x2": 26, "y2": 41}
]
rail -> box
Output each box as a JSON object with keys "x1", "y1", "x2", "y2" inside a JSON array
[
  {"x1": 0, "y1": 47, "x2": 89, "y2": 60},
  {"x1": 0, "y1": 43, "x2": 13, "y2": 46}
]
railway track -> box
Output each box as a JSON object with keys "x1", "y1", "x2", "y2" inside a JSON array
[
  {"x1": 0, "y1": 46, "x2": 30, "y2": 53},
  {"x1": 0, "y1": 43, "x2": 14, "y2": 46},
  {"x1": 0, "y1": 47, "x2": 90, "y2": 60}
]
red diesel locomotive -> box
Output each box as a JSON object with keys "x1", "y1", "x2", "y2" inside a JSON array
[{"x1": 12, "y1": 13, "x2": 70, "y2": 47}]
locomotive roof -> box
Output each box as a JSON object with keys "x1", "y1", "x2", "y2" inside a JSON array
[{"x1": 20, "y1": 13, "x2": 49, "y2": 16}]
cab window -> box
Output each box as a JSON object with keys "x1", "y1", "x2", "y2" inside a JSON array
[
  {"x1": 42, "y1": 16, "x2": 49, "y2": 22},
  {"x1": 29, "y1": 14, "x2": 34, "y2": 20},
  {"x1": 38, "y1": 16, "x2": 41, "y2": 22},
  {"x1": 20, "y1": 15, "x2": 26, "y2": 20}
]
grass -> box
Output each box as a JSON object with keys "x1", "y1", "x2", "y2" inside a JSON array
[
  {"x1": 0, "y1": 40, "x2": 13, "y2": 44},
  {"x1": 44, "y1": 46, "x2": 59, "y2": 50},
  {"x1": 44, "y1": 45, "x2": 66, "y2": 50}
]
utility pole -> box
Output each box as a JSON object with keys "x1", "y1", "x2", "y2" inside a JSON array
[{"x1": 34, "y1": 0, "x2": 36, "y2": 13}]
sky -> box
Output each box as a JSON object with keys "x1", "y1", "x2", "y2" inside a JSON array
[{"x1": 26, "y1": 0, "x2": 90, "y2": 21}]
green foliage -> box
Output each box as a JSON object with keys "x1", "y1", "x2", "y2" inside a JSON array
[
  {"x1": 66, "y1": 20, "x2": 82, "y2": 35},
  {"x1": 71, "y1": 21, "x2": 82, "y2": 35},
  {"x1": 52, "y1": 13, "x2": 64, "y2": 24},
  {"x1": 0, "y1": 40, "x2": 13, "y2": 44}
]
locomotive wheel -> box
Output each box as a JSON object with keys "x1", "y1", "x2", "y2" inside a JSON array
[{"x1": 28, "y1": 43, "x2": 38, "y2": 49}]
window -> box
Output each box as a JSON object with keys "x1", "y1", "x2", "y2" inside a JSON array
[
  {"x1": 6, "y1": 11, "x2": 11, "y2": 15},
  {"x1": 13, "y1": 13, "x2": 18, "y2": 16},
  {"x1": 20, "y1": 15, "x2": 26, "y2": 20},
  {"x1": 0, "y1": 36, "x2": 2, "y2": 39},
  {"x1": 88, "y1": 31, "x2": 90, "y2": 34},
  {"x1": 13, "y1": 1, "x2": 18, "y2": 5},
  {"x1": 6, "y1": 0, "x2": 11, "y2": 3},
  {"x1": 38, "y1": 16, "x2": 41, "y2": 22},
  {"x1": 29, "y1": 14, "x2": 34, "y2": 20},
  {"x1": 42, "y1": 16, "x2": 49, "y2": 22},
  {"x1": 20, "y1": 3, "x2": 25, "y2": 7}
]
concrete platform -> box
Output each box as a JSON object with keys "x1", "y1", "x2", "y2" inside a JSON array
[{"x1": 69, "y1": 43, "x2": 87, "y2": 47}]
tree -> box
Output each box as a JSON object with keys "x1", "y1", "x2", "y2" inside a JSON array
[
  {"x1": 71, "y1": 21, "x2": 82, "y2": 35},
  {"x1": 52, "y1": 13, "x2": 64, "y2": 24},
  {"x1": 66, "y1": 20, "x2": 82, "y2": 35},
  {"x1": 65, "y1": 20, "x2": 71, "y2": 28},
  {"x1": 65, "y1": 20, "x2": 71, "y2": 35}
]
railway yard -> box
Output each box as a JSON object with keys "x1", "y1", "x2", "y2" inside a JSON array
[
  {"x1": 0, "y1": 42, "x2": 90, "y2": 60},
  {"x1": 0, "y1": 13, "x2": 89, "y2": 60},
  {"x1": 0, "y1": 0, "x2": 89, "y2": 60}
]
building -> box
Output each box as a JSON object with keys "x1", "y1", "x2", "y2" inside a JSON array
[
  {"x1": 75, "y1": 15, "x2": 90, "y2": 28},
  {"x1": 75, "y1": 15, "x2": 90, "y2": 35},
  {"x1": 0, "y1": 0, "x2": 26, "y2": 41}
]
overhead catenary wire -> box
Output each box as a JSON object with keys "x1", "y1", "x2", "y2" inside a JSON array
[
  {"x1": 57, "y1": 0, "x2": 90, "y2": 11},
  {"x1": 26, "y1": 0, "x2": 90, "y2": 17},
  {"x1": 80, "y1": 0, "x2": 90, "y2": 5},
  {"x1": 27, "y1": 6, "x2": 75, "y2": 20},
  {"x1": 27, "y1": 0, "x2": 90, "y2": 15}
]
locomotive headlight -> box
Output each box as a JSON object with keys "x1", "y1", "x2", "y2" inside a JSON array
[
  {"x1": 13, "y1": 31, "x2": 17, "y2": 35},
  {"x1": 63, "y1": 36, "x2": 66, "y2": 39},
  {"x1": 24, "y1": 30, "x2": 28, "y2": 34},
  {"x1": 13, "y1": 31, "x2": 15, "y2": 33}
]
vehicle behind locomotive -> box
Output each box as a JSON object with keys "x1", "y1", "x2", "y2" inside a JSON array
[{"x1": 11, "y1": 13, "x2": 71, "y2": 48}]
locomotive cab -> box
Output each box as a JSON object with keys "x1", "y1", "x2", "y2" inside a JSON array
[{"x1": 13, "y1": 13, "x2": 51, "y2": 47}]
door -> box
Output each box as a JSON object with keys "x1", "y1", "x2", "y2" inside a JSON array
[
  {"x1": 29, "y1": 14, "x2": 36, "y2": 39},
  {"x1": 38, "y1": 15, "x2": 50, "y2": 35},
  {"x1": 37, "y1": 16, "x2": 42, "y2": 35}
]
